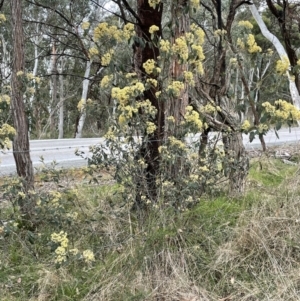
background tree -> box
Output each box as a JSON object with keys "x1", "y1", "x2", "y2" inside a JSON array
[{"x1": 10, "y1": 0, "x2": 35, "y2": 217}]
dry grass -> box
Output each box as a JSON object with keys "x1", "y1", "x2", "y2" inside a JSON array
[{"x1": 2, "y1": 159, "x2": 300, "y2": 300}]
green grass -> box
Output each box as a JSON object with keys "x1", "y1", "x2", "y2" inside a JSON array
[{"x1": 1, "y1": 159, "x2": 300, "y2": 300}]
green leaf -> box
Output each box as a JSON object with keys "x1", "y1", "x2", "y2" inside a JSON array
[{"x1": 249, "y1": 131, "x2": 255, "y2": 142}]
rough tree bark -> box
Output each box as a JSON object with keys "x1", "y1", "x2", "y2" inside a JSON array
[
  {"x1": 10, "y1": 0, "x2": 35, "y2": 216},
  {"x1": 134, "y1": 0, "x2": 164, "y2": 202}
]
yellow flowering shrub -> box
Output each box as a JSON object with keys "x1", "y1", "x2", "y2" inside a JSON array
[{"x1": 183, "y1": 106, "x2": 203, "y2": 131}]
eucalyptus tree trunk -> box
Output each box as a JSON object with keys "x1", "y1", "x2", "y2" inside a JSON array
[
  {"x1": 10, "y1": 0, "x2": 35, "y2": 216},
  {"x1": 58, "y1": 68, "x2": 64, "y2": 139},
  {"x1": 50, "y1": 40, "x2": 58, "y2": 138},
  {"x1": 75, "y1": 60, "x2": 91, "y2": 138},
  {"x1": 134, "y1": 0, "x2": 164, "y2": 203},
  {"x1": 167, "y1": 0, "x2": 189, "y2": 130}
]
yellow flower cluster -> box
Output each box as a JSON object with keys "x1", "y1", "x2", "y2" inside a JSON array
[
  {"x1": 0, "y1": 14, "x2": 6, "y2": 23},
  {"x1": 104, "y1": 127, "x2": 116, "y2": 141},
  {"x1": 297, "y1": 59, "x2": 300, "y2": 66},
  {"x1": 168, "y1": 136, "x2": 186, "y2": 151},
  {"x1": 190, "y1": 0, "x2": 200, "y2": 8},
  {"x1": 148, "y1": 0, "x2": 160, "y2": 8},
  {"x1": 118, "y1": 105, "x2": 138, "y2": 125},
  {"x1": 143, "y1": 59, "x2": 160, "y2": 75},
  {"x1": 159, "y1": 39, "x2": 171, "y2": 53},
  {"x1": 94, "y1": 22, "x2": 122, "y2": 42},
  {"x1": 0, "y1": 94, "x2": 10, "y2": 105},
  {"x1": 214, "y1": 29, "x2": 227, "y2": 36},
  {"x1": 149, "y1": 25, "x2": 159, "y2": 34},
  {"x1": 51, "y1": 231, "x2": 69, "y2": 263},
  {"x1": 146, "y1": 78, "x2": 158, "y2": 87},
  {"x1": 100, "y1": 74, "x2": 113, "y2": 88},
  {"x1": 262, "y1": 99, "x2": 300, "y2": 121},
  {"x1": 77, "y1": 99, "x2": 85, "y2": 111},
  {"x1": 81, "y1": 21, "x2": 90, "y2": 30},
  {"x1": 247, "y1": 34, "x2": 262, "y2": 53},
  {"x1": 146, "y1": 121, "x2": 156, "y2": 134},
  {"x1": 258, "y1": 123, "x2": 269, "y2": 133},
  {"x1": 184, "y1": 106, "x2": 203, "y2": 131},
  {"x1": 183, "y1": 71, "x2": 195, "y2": 86},
  {"x1": 0, "y1": 123, "x2": 15, "y2": 149},
  {"x1": 101, "y1": 49, "x2": 114, "y2": 66},
  {"x1": 275, "y1": 56, "x2": 290, "y2": 75},
  {"x1": 237, "y1": 37, "x2": 245, "y2": 49},
  {"x1": 191, "y1": 44, "x2": 205, "y2": 61},
  {"x1": 111, "y1": 82, "x2": 145, "y2": 105},
  {"x1": 49, "y1": 191, "x2": 62, "y2": 208},
  {"x1": 89, "y1": 47, "x2": 99, "y2": 58},
  {"x1": 138, "y1": 99, "x2": 157, "y2": 116},
  {"x1": 201, "y1": 103, "x2": 217, "y2": 114},
  {"x1": 82, "y1": 249, "x2": 95, "y2": 263},
  {"x1": 241, "y1": 120, "x2": 251, "y2": 131},
  {"x1": 238, "y1": 20, "x2": 253, "y2": 29},
  {"x1": 173, "y1": 37, "x2": 189, "y2": 61},
  {"x1": 190, "y1": 24, "x2": 205, "y2": 45},
  {"x1": 123, "y1": 23, "x2": 135, "y2": 40},
  {"x1": 166, "y1": 81, "x2": 185, "y2": 97}
]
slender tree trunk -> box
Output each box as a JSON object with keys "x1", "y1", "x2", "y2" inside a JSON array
[
  {"x1": 50, "y1": 40, "x2": 58, "y2": 138},
  {"x1": 75, "y1": 60, "x2": 91, "y2": 138},
  {"x1": 10, "y1": 0, "x2": 35, "y2": 216},
  {"x1": 58, "y1": 70, "x2": 64, "y2": 139}
]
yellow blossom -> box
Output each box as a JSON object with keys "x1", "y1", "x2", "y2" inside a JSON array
[
  {"x1": 241, "y1": 120, "x2": 251, "y2": 131},
  {"x1": 143, "y1": 59, "x2": 159, "y2": 75},
  {"x1": 238, "y1": 20, "x2": 253, "y2": 29},
  {"x1": 148, "y1": 0, "x2": 160, "y2": 8},
  {"x1": 100, "y1": 75, "x2": 113, "y2": 88},
  {"x1": 183, "y1": 71, "x2": 195, "y2": 86},
  {"x1": 166, "y1": 81, "x2": 184, "y2": 97},
  {"x1": 81, "y1": 21, "x2": 90, "y2": 30},
  {"x1": 149, "y1": 25, "x2": 159, "y2": 34},
  {"x1": 184, "y1": 106, "x2": 202, "y2": 131},
  {"x1": 275, "y1": 56, "x2": 290, "y2": 75},
  {"x1": 82, "y1": 249, "x2": 95, "y2": 263},
  {"x1": 77, "y1": 99, "x2": 85, "y2": 111},
  {"x1": 236, "y1": 38, "x2": 245, "y2": 49},
  {"x1": 101, "y1": 50, "x2": 114, "y2": 66},
  {"x1": 0, "y1": 94, "x2": 11, "y2": 105},
  {"x1": 123, "y1": 23, "x2": 135, "y2": 40},
  {"x1": 190, "y1": 0, "x2": 200, "y2": 8},
  {"x1": 0, "y1": 14, "x2": 6, "y2": 23},
  {"x1": 146, "y1": 121, "x2": 156, "y2": 134},
  {"x1": 173, "y1": 37, "x2": 189, "y2": 61},
  {"x1": 247, "y1": 34, "x2": 262, "y2": 53},
  {"x1": 146, "y1": 78, "x2": 158, "y2": 87},
  {"x1": 89, "y1": 47, "x2": 99, "y2": 58}
]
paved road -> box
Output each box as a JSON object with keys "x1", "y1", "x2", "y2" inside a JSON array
[{"x1": 1, "y1": 128, "x2": 300, "y2": 176}]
